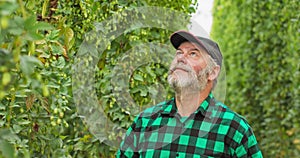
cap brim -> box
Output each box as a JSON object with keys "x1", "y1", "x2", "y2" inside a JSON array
[{"x1": 170, "y1": 30, "x2": 207, "y2": 50}]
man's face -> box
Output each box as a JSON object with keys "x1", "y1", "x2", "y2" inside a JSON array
[{"x1": 168, "y1": 41, "x2": 211, "y2": 91}]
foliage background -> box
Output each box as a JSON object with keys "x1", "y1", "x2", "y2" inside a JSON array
[
  {"x1": 0, "y1": 0, "x2": 195, "y2": 157},
  {"x1": 212, "y1": 0, "x2": 300, "y2": 157},
  {"x1": 0, "y1": 0, "x2": 299, "y2": 157}
]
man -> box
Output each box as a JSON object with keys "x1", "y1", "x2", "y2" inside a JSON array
[{"x1": 116, "y1": 30, "x2": 263, "y2": 157}]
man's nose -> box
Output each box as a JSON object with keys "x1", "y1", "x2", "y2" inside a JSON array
[{"x1": 177, "y1": 53, "x2": 187, "y2": 64}]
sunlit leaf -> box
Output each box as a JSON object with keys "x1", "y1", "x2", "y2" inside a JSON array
[{"x1": 133, "y1": 73, "x2": 143, "y2": 82}]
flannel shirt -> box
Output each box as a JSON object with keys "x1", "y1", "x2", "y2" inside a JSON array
[{"x1": 116, "y1": 93, "x2": 263, "y2": 158}]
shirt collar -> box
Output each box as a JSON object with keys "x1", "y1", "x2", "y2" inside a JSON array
[{"x1": 160, "y1": 93, "x2": 214, "y2": 117}]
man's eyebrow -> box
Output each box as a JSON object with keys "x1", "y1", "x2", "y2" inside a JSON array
[
  {"x1": 176, "y1": 48, "x2": 200, "y2": 51},
  {"x1": 189, "y1": 48, "x2": 200, "y2": 51}
]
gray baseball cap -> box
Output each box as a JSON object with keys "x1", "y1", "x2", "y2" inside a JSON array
[{"x1": 170, "y1": 30, "x2": 223, "y2": 68}]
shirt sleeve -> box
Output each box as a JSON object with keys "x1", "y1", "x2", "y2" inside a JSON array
[{"x1": 234, "y1": 128, "x2": 263, "y2": 158}]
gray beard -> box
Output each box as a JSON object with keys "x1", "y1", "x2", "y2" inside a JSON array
[{"x1": 167, "y1": 65, "x2": 208, "y2": 92}]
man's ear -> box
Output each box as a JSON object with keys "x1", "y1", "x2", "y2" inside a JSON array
[{"x1": 208, "y1": 65, "x2": 220, "y2": 81}]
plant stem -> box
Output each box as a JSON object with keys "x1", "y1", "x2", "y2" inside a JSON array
[{"x1": 18, "y1": 0, "x2": 27, "y2": 18}]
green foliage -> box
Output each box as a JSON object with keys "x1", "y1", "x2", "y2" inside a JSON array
[
  {"x1": 212, "y1": 0, "x2": 300, "y2": 157},
  {"x1": 0, "y1": 129, "x2": 18, "y2": 158},
  {"x1": 0, "y1": 0, "x2": 196, "y2": 157}
]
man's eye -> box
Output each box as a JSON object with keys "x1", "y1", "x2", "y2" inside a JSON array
[
  {"x1": 190, "y1": 52, "x2": 198, "y2": 57},
  {"x1": 176, "y1": 51, "x2": 183, "y2": 55}
]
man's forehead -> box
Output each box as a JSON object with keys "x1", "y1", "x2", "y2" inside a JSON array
[{"x1": 177, "y1": 41, "x2": 207, "y2": 52}]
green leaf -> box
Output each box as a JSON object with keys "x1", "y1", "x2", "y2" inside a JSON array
[
  {"x1": 55, "y1": 56, "x2": 66, "y2": 69},
  {"x1": 20, "y1": 55, "x2": 43, "y2": 75},
  {"x1": 18, "y1": 120, "x2": 31, "y2": 125},
  {"x1": 140, "y1": 90, "x2": 148, "y2": 97},
  {"x1": 148, "y1": 86, "x2": 158, "y2": 96},
  {"x1": 12, "y1": 124, "x2": 23, "y2": 134},
  {"x1": 47, "y1": 29, "x2": 60, "y2": 41},
  {"x1": 0, "y1": 2, "x2": 19, "y2": 16},
  {"x1": 64, "y1": 27, "x2": 74, "y2": 49},
  {"x1": 133, "y1": 73, "x2": 143, "y2": 82},
  {"x1": 7, "y1": 16, "x2": 24, "y2": 35},
  {"x1": 23, "y1": 16, "x2": 52, "y2": 39},
  {"x1": 50, "y1": 44, "x2": 64, "y2": 55},
  {"x1": 47, "y1": 83, "x2": 60, "y2": 89},
  {"x1": 0, "y1": 140, "x2": 14, "y2": 158},
  {"x1": 24, "y1": 16, "x2": 35, "y2": 30},
  {"x1": 33, "y1": 22, "x2": 53, "y2": 31},
  {"x1": 0, "y1": 120, "x2": 5, "y2": 127},
  {"x1": 25, "y1": 31, "x2": 44, "y2": 41},
  {"x1": 74, "y1": 141, "x2": 84, "y2": 151},
  {"x1": 146, "y1": 66, "x2": 156, "y2": 77}
]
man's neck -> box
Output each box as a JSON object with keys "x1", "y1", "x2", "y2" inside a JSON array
[{"x1": 175, "y1": 84, "x2": 212, "y2": 117}]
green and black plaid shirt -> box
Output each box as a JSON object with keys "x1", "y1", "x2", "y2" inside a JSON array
[{"x1": 116, "y1": 93, "x2": 263, "y2": 158}]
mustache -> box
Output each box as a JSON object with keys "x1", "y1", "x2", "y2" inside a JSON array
[{"x1": 169, "y1": 63, "x2": 193, "y2": 74}]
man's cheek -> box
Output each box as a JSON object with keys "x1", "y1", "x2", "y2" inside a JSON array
[{"x1": 192, "y1": 65, "x2": 203, "y2": 74}]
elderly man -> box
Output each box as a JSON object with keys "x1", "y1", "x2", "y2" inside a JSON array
[{"x1": 116, "y1": 30, "x2": 263, "y2": 157}]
